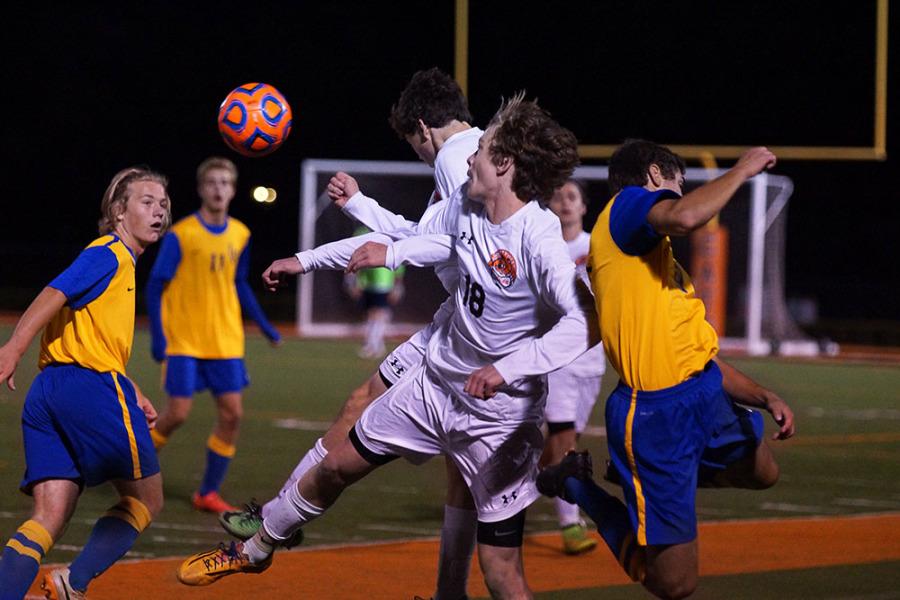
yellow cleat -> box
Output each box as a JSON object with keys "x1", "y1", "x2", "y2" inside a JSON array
[
  {"x1": 41, "y1": 568, "x2": 87, "y2": 599},
  {"x1": 561, "y1": 523, "x2": 598, "y2": 555},
  {"x1": 177, "y1": 541, "x2": 272, "y2": 586}
]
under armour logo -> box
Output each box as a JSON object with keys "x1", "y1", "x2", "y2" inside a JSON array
[
  {"x1": 501, "y1": 491, "x2": 518, "y2": 505},
  {"x1": 389, "y1": 357, "x2": 405, "y2": 375},
  {"x1": 458, "y1": 231, "x2": 474, "y2": 245}
]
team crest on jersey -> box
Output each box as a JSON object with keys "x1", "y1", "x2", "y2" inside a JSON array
[{"x1": 488, "y1": 249, "x2": 517, "y2": 288}]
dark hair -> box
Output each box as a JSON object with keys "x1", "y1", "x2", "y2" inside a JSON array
[
  {"x1": 388, "y1": 67, "x2": 472, "y2": 138},
  {"x1": 563, "y1": 178, "x2": 590, "y2": 207},
  {"x1": 487, "y1": 93, "x2": 580, "y2": 202},
  {"x1": 608, "y1": 139, "x2": 686, "y2": 195}
]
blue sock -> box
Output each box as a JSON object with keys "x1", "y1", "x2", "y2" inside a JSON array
[
  {"x1": 564, "y1": 478, "x2": 645, "y2": 581},
  {"x1": 0, "y1": 520, "x2": 53, "y2": 600},
  {"x1": 69, "y1": 497, "x2": 151, "y2": 591},
  {"x1": 199, "y1": 434, "x2": 235, "y2": 495}
]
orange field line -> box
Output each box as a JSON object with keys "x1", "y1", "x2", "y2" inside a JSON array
[{"x1": 27, "y1": 512, "x2": 900, "y2": 599}]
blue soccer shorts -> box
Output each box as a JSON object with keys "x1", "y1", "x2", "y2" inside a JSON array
[
  {"x1": 605, "y1": 361, "x2": 764, "y2": 546},
  {"x1": 164, "y1": 356, "x2": 249, "y2": 397},
  {"x1": 21, "y1": 364, "x2": 160, "y2": 492}
]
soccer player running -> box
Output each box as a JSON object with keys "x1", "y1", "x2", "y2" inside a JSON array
[
  {"x1": 0, "y1": 168, "x2": 170, "y2": 599},
  {"x1": 146, "y1": 157, "x2": 281, "y2": 513},
  {"x1": 221, "y1": 67, "x2": 484, "y2": 599},
  {"x1": 542, "y1": 179, "x2": 606, "y2": 555},
  {"x1": 538, "y1": 140, "x2": 795, "y2": 599},
  {"x1": 179, "y1": 94, "x2": 588, "y2": 599}
]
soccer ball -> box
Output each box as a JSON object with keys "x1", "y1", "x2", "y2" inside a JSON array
[{"x1": 217, "y1": 83, "x2": 293, "y2": 157}]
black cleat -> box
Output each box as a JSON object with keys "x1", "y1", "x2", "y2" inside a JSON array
[
  {"x1": 603, "y1": 459, "x2": 623, "y2": 486},
  {"x1": 536, "y1": 450, "x2": 593, "y2": 502}
]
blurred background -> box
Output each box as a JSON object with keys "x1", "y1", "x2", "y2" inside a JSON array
[{"x1": 4, "y1": 1, "x2": 897, "y2": 345}]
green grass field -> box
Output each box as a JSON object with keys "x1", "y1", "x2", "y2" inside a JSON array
[{"x1": 1, "y1": 326, "x2": 899, "y2": 597}]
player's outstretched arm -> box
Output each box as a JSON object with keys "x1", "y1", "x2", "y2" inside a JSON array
[
  {"x1": 262, "y1": 257, "x2": 304, "y2": 292},
  {"x1": 648, "y1": 147, "x2": 777, "y2": 237},
  {"x1": 0, "y1": 287, "x2": 67, "y2": 390},
  {"x1": 713, "y1": 356, "x2": 795, "y2": 440}
]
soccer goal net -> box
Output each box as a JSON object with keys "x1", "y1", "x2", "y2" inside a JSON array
[{"x1": 296, "y1": 159, "x2": 829, "y2": 357}]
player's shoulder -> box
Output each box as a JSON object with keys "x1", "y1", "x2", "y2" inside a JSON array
[
  {"x1": 435, "y1": 127, "x2": 482, "y2": 169},
  {"x1": 85, "y1": 234, "x2": 119, "y2": 249},
  {"x1": 169, "y1": 214, "x2": 198, "y2": 235},
  {"x1": 226, "y1": 217, "x2": 250, "y2": 236}
]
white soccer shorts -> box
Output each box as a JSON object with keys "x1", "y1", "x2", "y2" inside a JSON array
[
  {"x1": 544, "y1": 368, "x2": 601, "y2": 433},
  {"x1": 354, "y1": 364, "x2": 544, "y2": 523}
]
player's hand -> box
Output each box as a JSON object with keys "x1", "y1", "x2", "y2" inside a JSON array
[
  {"x1": 764, "y1": 393, "x2": 795, "y2": 440},
  {"x1": 734, "y1": 147, "x2": 777, "y2": 179},
  {"x1": 465, "y1": 365, "x2": 506, "y2": 400},
  {"x1": 136, "y1": 391, "x2": 158, "y2": 429},
  {"x1": 347, "y1": 242, "x2": 388, "y2": 273},
  {"x1": 326, "y1": 172, "x2": 360, "y2": 208},
  {"x1": 0, "y1": 344, "x2": 21, "y2": 391},
  {"x1": 263, "y1": 257, "x2": 304, "y2": 292}
]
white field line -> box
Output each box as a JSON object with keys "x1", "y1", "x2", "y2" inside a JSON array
[{"x1": 806, "y1": 407, "x2": 900, "y2": 420}]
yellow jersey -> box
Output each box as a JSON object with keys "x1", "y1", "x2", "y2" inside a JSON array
[
  {"x1": 157, "y1": 214, "x2": 251, "y2": 359},
  {"x1": 40, "y1": 235, "x2": 137, "y2": 375},
  {"x1": 588, "y1": 186, "x2": 718, "y2": 391}
]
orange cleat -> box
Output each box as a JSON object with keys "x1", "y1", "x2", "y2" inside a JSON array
[{"x1": 192, "y1": 491, "x2": 239, "y2": 513}]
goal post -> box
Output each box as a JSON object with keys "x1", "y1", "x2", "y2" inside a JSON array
[{"x1": 296, "y1": 159, "x2": 829, "y2": 356}]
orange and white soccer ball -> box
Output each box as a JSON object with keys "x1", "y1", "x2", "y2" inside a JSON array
[{"x1": 217, "y1": 83, "x2": 293, "y2": 157}]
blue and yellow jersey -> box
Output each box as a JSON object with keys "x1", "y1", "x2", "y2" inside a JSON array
[
  {"x1": 588, "y1": 186, "x2": 718, "y2": 391},
  {"x1": 39, "y1": 235, "x2": 137, "y2": 375},
  {"x1": 150, "y1": 213, "x2": 252, "y2": 359}
]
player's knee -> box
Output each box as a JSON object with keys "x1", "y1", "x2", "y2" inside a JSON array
[
  {"x1": 646, "y1": 571, "x2": 697, "y2": 600},
  {"x1": 218, "y1": 404, "x2": 243, "y2": 429},
  {"x1": 166, "y1": 403, "x2": 192, "y2": 427},
  {"x1": 754, "y1": 459, "x2": 779, "y2": 489}
]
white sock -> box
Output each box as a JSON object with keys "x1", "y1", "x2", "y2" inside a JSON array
[
  {"x1": 556, "y1": 497, "x2": 581, "y2": 528},
  {"x1": 365, "y1": 312, "x2": 388, "y2": 351},
  {"x1": 242, "y1": 534, "x2": 274, "y2": 564},
  {"x1": 261, "y1": 477, "x2": 324, "y2": 542},
  {"x1": 435, "y1": 505, "x2": 477, "y2": 600},
  {"x1": 262, "y1": 438, "x2": 328, "y2": 519}
]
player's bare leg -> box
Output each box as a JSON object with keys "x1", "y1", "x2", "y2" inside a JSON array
[
  {"x1": 152, "y1": 395, "x2": 194, "y2": 441},
  {"x1": 644, "y1": 540, "x2": 698, "y2": 600},
  {"x1": 322, "y1": 371, "x2": 387, "y2": 450},
  {"x1": 212, "y1": 391, "x2": 243, "y2": 446},
  {"x1": 29, "y1": 479, "x2": 80, "y2": 540},
  {"x1": 258, "y1": 371, "x2": 386, "y2": 515},
  {"x1": 478, "y1": 545, "x2": 532, "y2": 600},
  {"x1": 702, "y1": 439, "x2": 779, "y2": 489}
]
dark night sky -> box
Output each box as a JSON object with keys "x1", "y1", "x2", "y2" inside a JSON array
[{"x1": 3, "y1": 2, "x2": 898, "y2": 329}]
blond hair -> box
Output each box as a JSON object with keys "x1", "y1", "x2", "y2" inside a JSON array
[
  {"x1": 98, "y1": 167, "x2": 171, "y2": 235},
  {"x1": 196, "y1": 156, "x2": 238, "y2": 184}
]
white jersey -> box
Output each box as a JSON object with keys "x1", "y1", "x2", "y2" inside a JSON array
[
  {"x1": 300, "y1": 127, "x2": 483, "y2": 294},
  {"x1": 341, "y1": 127, "x2": 483, "y2": 233},
  {"x1": 388, "y1": 186, "x2": 591, "y2": 421},
  {"x1": 558, "y1": 231, "x2": 606, "y2": 379}
]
